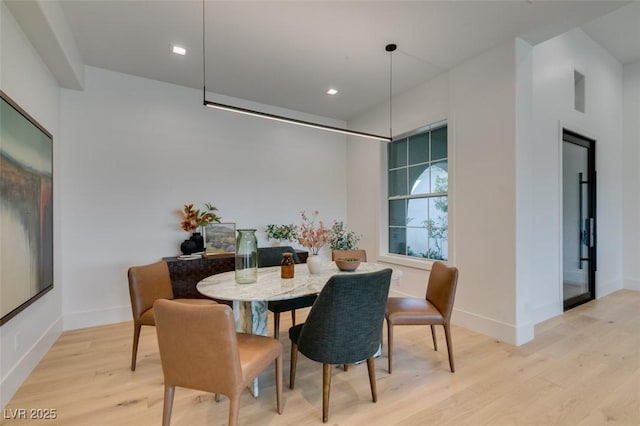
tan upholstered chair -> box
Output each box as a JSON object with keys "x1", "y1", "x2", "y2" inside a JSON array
[
  {"x1": 331, "y1": 249, "x2": 367, "y2": 262},
  {"x1": 127, "y1": 260, "x2": 213, "y2": 371},
  {"x1": 154, "y1": 299, "x2": 283, "y2": 426},
  {"x1": 385, "y1": 261, "x2": 459, "y2": 373}
]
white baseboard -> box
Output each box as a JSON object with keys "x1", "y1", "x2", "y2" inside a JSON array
[
  {"x1": 0, "y1": 317, "x2": 63, "y2": 409},
  {"x1": 62, "y1": 305, "x2": 131, "y2": 331},
  {"x1": 624, "y1": 278, "x2": 640, "y2": 291},
  {"x1": 596, "y1": 278, "x2": 623, "y2": 299},
  {"x1": 530, "y1": 300, "x2": 563, "y2": 325},
  {"x1": 452, "y1": 308, "x2": 534, "y2": 346}
]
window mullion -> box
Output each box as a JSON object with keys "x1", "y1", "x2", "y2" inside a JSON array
[{"x1": 388, "y1": 192, "x2": 447, "y2": 201}]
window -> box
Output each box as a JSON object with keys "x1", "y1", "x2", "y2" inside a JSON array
[
  {"x1": 387, "y1": 122, "x2": 448, "y2": 260},
  {"x1": 574, "y1": 70, "x2": 585, "y2": 113}
]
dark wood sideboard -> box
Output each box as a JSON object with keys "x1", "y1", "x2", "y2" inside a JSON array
[{"x1": 163, "y1": 250, "x2": 308, "y2": 299}]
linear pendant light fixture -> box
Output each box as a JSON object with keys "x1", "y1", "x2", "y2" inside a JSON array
[{"x1": 202, "y1": 1, "x2": 395, "y2": 142}]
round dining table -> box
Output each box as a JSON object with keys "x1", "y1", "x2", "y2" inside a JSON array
[{"x1": 196, "y1": 261, "x2": 402, "y2": 396}]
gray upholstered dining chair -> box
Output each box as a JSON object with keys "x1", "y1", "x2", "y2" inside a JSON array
[
  {"x1": 289, "y1": 269, "x2": 392, "y2": 423},
  {"x1": 330, "y1": 249, "x2": 368, "y2": 371},
  {"x1": 259, "y1": 246, "x2": 317, "y2": 339}
]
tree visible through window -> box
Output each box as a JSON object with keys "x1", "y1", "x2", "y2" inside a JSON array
[{"x1": 388, "y1": 122, "x2": 448, "y2": 260}]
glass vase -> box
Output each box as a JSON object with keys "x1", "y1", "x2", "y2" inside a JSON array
[{"x1": 235, "y1": 229, "x2": 258, "y2": 284}]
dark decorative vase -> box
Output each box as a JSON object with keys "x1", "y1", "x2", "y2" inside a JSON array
[
  {"x1": 180, "y1": 239, "x2": 197, "y2": 255},
  {"x1": 190, "y1": 232, "x2": 204, "y2": 252}
]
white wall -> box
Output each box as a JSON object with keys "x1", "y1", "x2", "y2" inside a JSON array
[
  {"x1": 528, "y1": 28, "x2": 624, "y2": 324},
  {"x1": 347, "y1": 72, "x2": 449, "y2": 300},
  {"x1": 622, "y1": 60, "x2": 640, "y2": 291},
  {"x1": 59, "y1": 66, "x2": 348, "y2": 330},
  {"x1": 448, "y1": 41, "x2": 522, "y2": 342},
  {"x1": 348, "y1": 29, "x2": 628, "y2": 345},
  {"x1": 0, "y1": 2, "x2": 62, "y2": 409},
  {"x1": 515, "y1": 39, "x2": 535, "y2": 333},
  {"x1": 349, "y1": 40, "x2": 526, "y2": 344}
]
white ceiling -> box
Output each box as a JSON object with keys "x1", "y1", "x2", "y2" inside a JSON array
[
  {"x1": 581, "y1": 1, "x2": 640, "y2": 65},
  {"x1": 54, "y1": 0, "x2": 639, "y2": 121}
]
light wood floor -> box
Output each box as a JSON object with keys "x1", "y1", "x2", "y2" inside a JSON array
[{"x1": 3, "y1": 290, "x2": 639, "y2": 426}]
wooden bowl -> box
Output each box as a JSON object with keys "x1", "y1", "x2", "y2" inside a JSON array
[{"x1": 335, "y1": 257, "x2": 361, "y2": 272}]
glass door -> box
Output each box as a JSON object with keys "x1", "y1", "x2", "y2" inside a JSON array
[{"x1": 562, "y1": 130, "x2": 596, "y2": 310}]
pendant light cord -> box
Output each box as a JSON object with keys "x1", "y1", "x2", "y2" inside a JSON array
[
  {"x1": 389, "y1": 48, "x2": 393, "y2": 140},
  {"x1": 202, "y1": 0, "x2": 206, "y2": 103},
  {"x1": 386, "y1": 43, "x2": 397, "y2": 141}
]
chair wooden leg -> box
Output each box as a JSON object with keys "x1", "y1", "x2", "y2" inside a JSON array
[
  {"x1": 366, "y1": 357, "x2": 377, "y2": 403},
  {"x1": 273, "y1": 312, "x2": 280, "y2": 340},
  {"x1": 162, "y1": 385, "x2": 174, "y2": 426},
  {"x1": 291, "y1": 309, "x2": 296, "y2": 326},
  {"x1": 322, "y1": 363, "x2": 332, "y2": 423},
  {"x1": 387, "y1": 320, "x2": 394, "y2": 373},
  {"x1": 228, "y1": 395, "x2": 241, "y2": 426},
  {"x1": 430, "y1": 324, "x2": 438, "y2": 351},
  {"x1": 275, "y1": 355, "x2": 283, "y2": 414},
  {"x1": 215, "y1": 393, "x2": 221, "y2": 402},
  {"x1": 131, "y1": 323, "x2": 142, "y2": 371},
  {"x1": 290, "y1": 343, "x2": 298, "y2": 389},
  {"x1": 443, "y1": 323, "x2": 455, "y2": 373},
  {"x1": 343, "y1": 364, "x2": 349, "y2": 371}
]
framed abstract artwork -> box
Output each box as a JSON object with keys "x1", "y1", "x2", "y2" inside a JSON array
[
  {"x1": 203, "y1": 223, "x2": 236, "y2": 255},
  {"x1": 1, "y1": 91, "x2": 53, "y2": 325}
]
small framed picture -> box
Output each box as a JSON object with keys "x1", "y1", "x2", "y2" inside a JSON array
[{"x1": 203, "y1": 223, "x2": 236, "y2": 255}]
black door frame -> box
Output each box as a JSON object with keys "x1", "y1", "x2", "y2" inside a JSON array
[{"x1": 563, "y1": 129, "x2": 596, "y2": 310}]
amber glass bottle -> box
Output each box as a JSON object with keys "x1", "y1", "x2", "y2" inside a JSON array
[{"x1": 281, "y1": 253, "x2": 294, "y2": 279}]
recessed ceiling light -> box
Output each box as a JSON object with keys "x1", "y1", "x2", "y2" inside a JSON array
[
  {"x1": 172, "y1": 46, "x2": 186, "y2": 55},
  {"x1": 326, "y1": 88, "x2": 339, "y2": 95}
]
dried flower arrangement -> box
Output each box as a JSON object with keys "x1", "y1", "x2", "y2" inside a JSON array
[
  {"x1": 297, "y1": 210, "x2": 330, "y2": 255},
  {"x1": 180, "y1": 203, "x2": 221, "y2": 232}
]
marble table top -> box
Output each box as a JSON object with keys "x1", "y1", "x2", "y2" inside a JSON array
[{"x1": 196, "y1": 261, "x2": 402, "y2": 302}]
